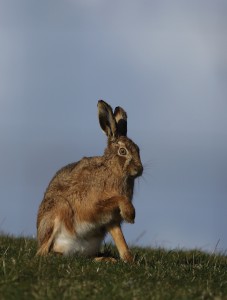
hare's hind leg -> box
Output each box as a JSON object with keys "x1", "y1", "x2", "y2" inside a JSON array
[
  {"x1": 37, "y1": 216, "x2": 61, "y2": 255},
  {"x1": 37, "y1": 198, "x2": 75, "y2": 255}
]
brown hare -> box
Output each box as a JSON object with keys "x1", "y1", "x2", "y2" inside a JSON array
[{"x1": 37, "y1": 100, "x2": 143, "y2": 262}]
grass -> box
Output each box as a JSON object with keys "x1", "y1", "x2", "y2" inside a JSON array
[{"x1": 0, "y1": 235, "x2": 227, "y2": 300}]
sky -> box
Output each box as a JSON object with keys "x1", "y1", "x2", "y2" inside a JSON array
[{"x1": 0, "y1": 0, "x2": 227, "y2": 253}]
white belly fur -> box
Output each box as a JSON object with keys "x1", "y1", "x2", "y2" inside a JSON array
[{"x1": 53, "y1": 222, "x2": 104, "y2": 256}]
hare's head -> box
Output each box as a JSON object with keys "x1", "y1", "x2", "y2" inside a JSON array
[{"x1": 98, "y1": 100, "x2": 143, "y2": 178}]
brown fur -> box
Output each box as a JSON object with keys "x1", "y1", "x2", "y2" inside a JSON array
[{"x1": 37, "y1": 100, "x2": 143, "y2": 262}]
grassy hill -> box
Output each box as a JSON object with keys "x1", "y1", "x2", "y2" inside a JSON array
[{"x1": 0, "y1": 235, "x2": 227, "y2": 300}]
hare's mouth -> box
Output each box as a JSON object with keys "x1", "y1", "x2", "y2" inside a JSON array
[{"x1": 130, "y1": 165, "x2": 143, "y2": 178}]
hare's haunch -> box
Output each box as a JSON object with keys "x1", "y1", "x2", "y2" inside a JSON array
[{"x1": 37, "y1": 100, "x2": 143, "y2": 262}]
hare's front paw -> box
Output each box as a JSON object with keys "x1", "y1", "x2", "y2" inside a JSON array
[
  {"x1": 120, "y1": 200, "x2": 135, "y2": 224},
  {"x1": 121, "y1": 250, "x2": 134, "y2": 263}
]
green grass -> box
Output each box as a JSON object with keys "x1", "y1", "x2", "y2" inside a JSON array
[{"x1": 0, "y1": 235, "x2": 227, "y2": 300}]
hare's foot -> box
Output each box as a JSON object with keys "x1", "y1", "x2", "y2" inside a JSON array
[
  {"x1": 36, "y1": 243, "x2": 51, "y2": 256},
  {"x1": 94, "y1": 257, "x2": 117, "y2": 263},
  {"x1": 121, "y1": 250, "x2": 134, "y2": 263}
]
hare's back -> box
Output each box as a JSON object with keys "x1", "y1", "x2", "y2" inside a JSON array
[
  {"x1": 52, "y1": 161, "x2": 80, "y2": 181},
  {"x1": 49, "y1": 156, "x2": 101, "y2": 182},
  {"x1": 44, "y1": 156, "x2": 103, "y2": 195}
]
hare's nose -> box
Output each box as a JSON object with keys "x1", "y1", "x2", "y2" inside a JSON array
[
  {"x1": 134, "y1": 164, "x2": 143, "y2": 177},
  {"x1": 137, "y1": 165, "x2": 143, "y2": 176}
]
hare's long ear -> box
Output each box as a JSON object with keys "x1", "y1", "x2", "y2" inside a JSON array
[
  {"x1": 114, "y1": 106, "x2": 127, "y2": 136},
  {"x1": 98, "y1": 100, "x2": 117, "y2": 139}
]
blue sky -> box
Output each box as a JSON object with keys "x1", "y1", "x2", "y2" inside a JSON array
[{"x1": 0, "y1": 0, "x2": 227, "y2": 252}]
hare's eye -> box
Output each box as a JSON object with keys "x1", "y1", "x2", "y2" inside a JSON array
[{"x1": 118, "y1": 147, "x2": 127, "y2": 156}]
